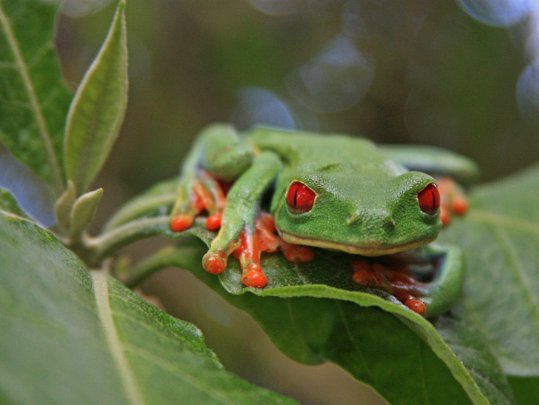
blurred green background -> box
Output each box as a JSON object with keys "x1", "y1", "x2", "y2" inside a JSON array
[{"x1": 56, "y1": 0, "x2": 539, "y2": 403}]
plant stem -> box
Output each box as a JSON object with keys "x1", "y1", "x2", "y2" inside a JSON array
[
  {"x1": 103, "y1": 193, "x2": 176, "y2": 231},
  {"x1": 84, "y1": 215, "x2": 171, "y2": 265}
]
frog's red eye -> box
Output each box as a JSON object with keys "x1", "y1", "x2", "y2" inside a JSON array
[
  {"x1": 287, "y1": 181, "x2": 316, "y2": 213},
  {"x1": 417, "y1": 183, "x2": 440, "y2": 215}
]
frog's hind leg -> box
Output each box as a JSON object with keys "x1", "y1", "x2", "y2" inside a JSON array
[
  {"x1": 380, "y1": 144, "x2": 479, "y2": 226},
  {"x1": 202, "y1": 151, "x2": 282, "y2": 287},
  {"x1": 436, "y1": 177, "x2": 470, "y2": 226},
  {"x1": 379, "y1": 145, "x2": 479, "y2": 185},
  {"x1": 352, "y1": 245, "x2": 464, "y2": 317},
  {"x1": 169, "y1": 170, "x2": 226, "y2": 231},
  {"x1": 420, "y1": 245, "x2": 464, "y2": 317},
  {"x1": 352, "y1": 259, "x2": 428, "y2": 315},
  {"x1": 169, "y1": 171, "x2": 203, "y2": 232},
  {"x1": 169, "y1": 124, "x2": 253, "y2": 232}
]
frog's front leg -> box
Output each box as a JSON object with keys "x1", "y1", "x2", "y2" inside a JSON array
[{"x1": 202, "y1": 151, "x2": 282, "y2": 288}]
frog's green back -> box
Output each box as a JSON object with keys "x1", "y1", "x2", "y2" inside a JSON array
[
  {"x1": 248, "y1": 127, "x2": 407, "y2": 178},
  {"x1": 248, "y1": 127, "x2": 410, "y2": 206}
]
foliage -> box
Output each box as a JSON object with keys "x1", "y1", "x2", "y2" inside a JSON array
[
  {"x1": 109, "y1": 165, "x2": 539, "y2": 404},
  {"x1": 0, "y1": 209, "x2": 293, "y2": 404},
  {"x1": 63, "y1": 0, "x2": 128, "y2": 195},
  {"x1": 0, "y1": 0, "x2": 538, "y2": 404}
]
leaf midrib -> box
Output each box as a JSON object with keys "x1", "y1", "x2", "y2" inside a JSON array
[
  {"x1": 492, "y1": 227, "x2": 539, "y2": 327},
  {"x1": 0, "y1": 2, "x2": 62, "y2": 191},
  {"x1": 92, "y1": 273, "x2": 239, "y2": 405},
  {"x1": 91, "y1": 272, "x2": 144, "y2": 405}
]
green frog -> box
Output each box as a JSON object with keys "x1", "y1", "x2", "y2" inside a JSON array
[{"x1": 169, "y1": 124, "x2": 477, "y2": 316}]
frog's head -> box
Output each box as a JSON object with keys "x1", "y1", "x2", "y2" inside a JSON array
[{"x1": 272, "y1": 165, "x2": 442, "y2": 256}]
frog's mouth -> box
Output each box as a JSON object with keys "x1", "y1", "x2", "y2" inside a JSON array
[{"x1": 279, "y1": 231, "x2": 436, "y2": 257}]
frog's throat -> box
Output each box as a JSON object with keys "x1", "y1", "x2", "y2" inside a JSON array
[{"x1": 279, "y1": 231, "x2": 436, "y2": 257}]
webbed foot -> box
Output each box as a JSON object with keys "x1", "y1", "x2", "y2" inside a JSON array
[
  {"x1": 436, "y1": 177, "x2": 469, "y2": 226},
  {"x1": 202, "y1": 212, "x2": 315, "y2": 288},
  {"x1": 169, "y1": 170, "x2": 227, "y2": 232},
  {"x1": 352, "y1": 245, "x2": 464, "y2": 317},
  {"x1": 352, "y1": 259, "x2": 427, "y2": 315}
]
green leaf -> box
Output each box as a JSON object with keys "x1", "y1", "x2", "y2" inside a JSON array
[
  {"x1": 509, "y1": 377, "x2": 539, "y2": 404},
  {"x1": 69, "y1": 187, "x2": 103, "y2": 238},
  {"x1": 64, "y1": 0, "x2": 128, "y2": 194},
  {"x1": 128, "y1": 238, "x2": 512, "y2": 405},
  {"x1": 109, "y1": 165, "x2": 539, "y2": 404},
  {"x1": 440, "y1": 164, "x2": 539, "y2": 376},
  {"x1": 0, "y1": 211, "x2": 294, "y2": 404},
  {"x1": 0, "y1": 0, "x2": 71, "y2": 192},
  {"x1": 109, "y1": 179, "x2": 517, "y2": 405},
  {"x1": 0, "y1": 187, "x2": 24, "y2": 217}
]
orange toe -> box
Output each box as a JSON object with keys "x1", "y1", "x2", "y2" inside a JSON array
[
  {"x1": 206, "y1": 211, "x2": 222, "y2": 231},
  {"x1": 203, "y1": 251, "x2": 227, "y2": 274},
  {"x1": 404, "y1": 298, "x2": 426, "y2": 315},
  {"x1": 242, "y1": 264, "x2": 267, "y2": 288},
  {"x1": 170, "y1": 215, "x2": 194, "y2": 232}
]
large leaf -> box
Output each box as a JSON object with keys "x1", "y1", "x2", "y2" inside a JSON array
[
  {"x1": 440, "y1": 164, "x2": 539, "y2": 376},
  {"x1": 64, "y1": 0, "x2": 128, "y2": 194},
  {"x1": 0, "y1": 0, "x2": 71, "y2": 192},
  {"x1": 106, "y1": 165, "x2": 539, "y2": 403},
  {"x1": 124, "y1": 237, "x2": 511, "y2": 405},
  {"x1": 107, "y1": 183, "x2": 520, "y2": 405},
  {"x1": 0, "y1": 211, "x2": 294, "y2": 404}
]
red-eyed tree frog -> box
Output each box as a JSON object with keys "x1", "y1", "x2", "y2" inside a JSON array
[{"x1": 169, "y1": 124, "x2": 478, "y2": 317}]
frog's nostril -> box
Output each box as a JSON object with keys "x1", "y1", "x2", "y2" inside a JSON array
[{"x1": 377, "y1": 210, "x2": 395, "y2": 229}]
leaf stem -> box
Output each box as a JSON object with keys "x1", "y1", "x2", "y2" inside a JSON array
[
  {"x1": 104, "y1": 193, "x2": 175, "y2": 231},
  {"x1": 85, "y1": 215, "x2": 170, "y2": 264},
  {"x1": 0, "y1": 3, "x2": 63, "y2": 193}
]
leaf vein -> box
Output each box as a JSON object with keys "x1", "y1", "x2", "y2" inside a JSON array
[
  {"x1": 122, "y1": 343, "x2": 234, "y2": 404},
  {"x1": 285, "y1": 300, "x2": 317, "y2": 360},
  {"x1": 334, "y1": 301, "x2": 373, "y2": 379},
  {"x1": 91, "y1": 272, "x2": 144, "y2": 405},
  {"x1": 493, "y1": 227, "x2": 539, "y2": 325},
  {"x1": 0, "y1": 3, "x2": 62, "y2": 190},
  {"x1": 469, "y1": 212, "x2": 539, "y2": 234}
]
